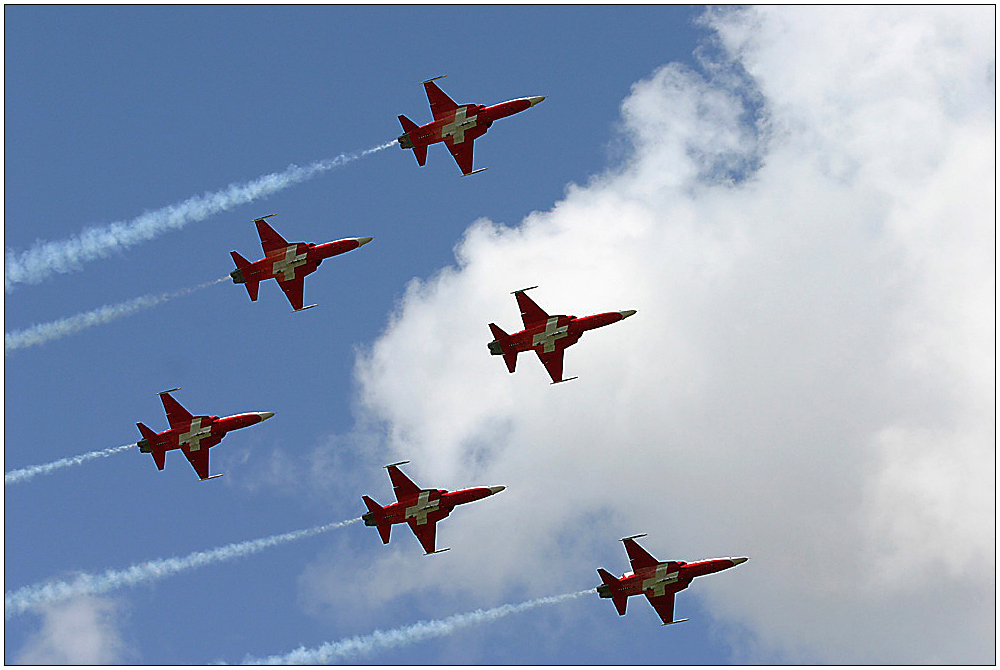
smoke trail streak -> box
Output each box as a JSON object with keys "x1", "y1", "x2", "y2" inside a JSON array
[
  {"x1": 241, "y1": 589, "x2": 596, "y2": 665},
  {"x1": 4, "y1": 444, "x2": 134, "y2": 485},
  {"x1": 4, "y1": 141, "x2": 397, "y2": 292},
  {"x1": 4, "y1": 518, "x2": 361, "y2": 619},
  {"x1": 5, "y1": 276, "x2": 230, "y2": 354}
]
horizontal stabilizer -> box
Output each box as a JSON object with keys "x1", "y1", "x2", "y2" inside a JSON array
[
  {"x1": 461, "y1": 167, "x2": 489, "y2": 177},
  {"x1": 158, "y1": 387, "x2": 182, "y2": 395},
  {"x1": 511, "y1": 286, "x2": 538, "y2": 295},
  {"x1": 426, "y1": 547, "x2": 451, "y2": 555},
  {"x1": 422, "y1": 75, "x2": 446, "y2": 84},
  {"x1": 413, "y1": 145, "x2": 428, "y2": 166},
  {"x1": 384, "y1": 460, "x2": 410, "y2": 469},
  {"x1": 551, "y1": 376, "x2": 578, "y2": 385},
  {"x1": 252, "y1": 213, "x2": 277, "y2": 222},
  {"x1": 621, "y1": 533, "x2": 648, "y2": 542},
  {"x1": 663, "y1": 618, "x2": 690, "y2": 626},
  {"x1": 200, "y1": 474, "x2": 225, "y2": 482},
  {"x1": 293, "y1": 304, "x2": 318, "y2": 312}
]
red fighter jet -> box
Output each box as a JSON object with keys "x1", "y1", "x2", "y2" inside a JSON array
[
  {"x1": 361, "y1": 461, "x2": 505, "y2": 555},
  {"x1": 135, "y1": 389, "x2": 274, "y2": 481},
  {"x1": 596, "y1": 534, "x2": 748, "y2": 626},
  {"x1": 397, "y1": 75, "x2": 545, "y2": 176},
  {"x1": 488, "y1": 287, "x2": 636, "y2": 384},
  {"x1": 230, "y1": 214, "x2": 373, "y2": 312}
]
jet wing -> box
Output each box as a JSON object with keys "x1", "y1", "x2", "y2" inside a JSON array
[
  {"x1": 444, "y1": 137, "x2": 475, "y2": 176},
  {"x1": 623, "y1": 537, "x2": 660, "y2": 572},
  {"x1": 424, "y1": 79, "x2": 458, "y2": 120},
  {"x1": 180, "y1": 436, "x2": 221, "y2": 480},
  {"x1": 407, "y1": 517, "x2": 438, "y2": 554},
  {"x1": 256, "y1": 218, "x2": 291, "y2": 256},
  {"x1": 387, "y1": 464, "x2": 421, "y2": 502},
  {"x1": 644, "y1": 591, "x2": 677, "y2": 625},
  {"x1": 276, "y1": 276, "x2": 307, "y2": 311},
  {"x1": 159, "y1": 391, "x2": 193, "y2": 430},
  {"x1": 515, "y1": 290, "x2": 549, "y2": 328},
  {"x1": 535, "y1": 348, "x2": 566, "y2": 384}
]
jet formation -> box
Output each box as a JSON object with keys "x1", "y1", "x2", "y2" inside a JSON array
[
  {"x1": 106, "y1": 76, "x2": 745, "y2": 641},
  {"x1": 488, "y1": 287, "x2": 636, "y2": 383},
  {"x1": 136, "y1": 389, "x2": 274, "y2": 481},
  {"x1": 596, "y1": 534, "x2": 748, "y2": 625},
  {"x1": 362, "y1": 461, "x2": 505, "y2": 554},
  {"x1": 230, "y1": 214, "x2": 372, "y2": 312},
  {"x1": 397, "y1": 76, "x2": 545, "y2": 176}
]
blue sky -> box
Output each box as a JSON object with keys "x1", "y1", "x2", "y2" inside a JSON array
[{"x1": 5, "y1": 5, "x2": 995, "y2": 665}]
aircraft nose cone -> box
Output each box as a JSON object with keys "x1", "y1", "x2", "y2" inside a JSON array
[
  {"x1": 356, "y1": 236, "x2": 374, "y2": 247},
  {"x1": 527, "y1": 96, "x2": 545, "y2": 107},
  {"x1": 731, "y1": 557, "x2": 749, "y2": 565},
  {"x1": 619, "y1": 310, "x2": 637, "y2": 319},
  {"x1": 488, "y1": 485, "x2": 506, "y2": 495},
  {"x1": 257, "y1": 412, "x2": 275, "y2": 421}
]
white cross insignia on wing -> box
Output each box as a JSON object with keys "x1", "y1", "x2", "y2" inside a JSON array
[
  {"x1": 532, "y1": 317, "x2": 570, "y2": 353},
  {"x1": 178, "y1": 418, "x2": 211, "y2": 452},
  {"x1": 441, "y1": 107, "x2": 478, "y2": 145},
  {"x1": 405, "y1": 491, "x2": 440, "y2": 525},
  {"x1": 272, "y1": 247, "x2": 308, "y2": 281}
]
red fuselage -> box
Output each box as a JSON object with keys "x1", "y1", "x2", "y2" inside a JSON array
[
  {"x1": 597, "y1": 557, "x2": 748, "y2": 602},
  {"x1": 137, "y1": 411, "x2": 273, "y2": 455},
  {"x1": 398, "y1": 98, "x2": 540, "y2": 151},
  {"x1": 230, "y1": 238, "x2": 370, "y2": 287},
  {"x1": 490, "y1": 311, "x2": 635, "y2": 358},
  {"x1": 362, "y1": 485, "x2": 504, "y2": 529}
]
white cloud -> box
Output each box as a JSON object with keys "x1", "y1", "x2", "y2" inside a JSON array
[
  {"x1": 300, "y1": 7, "x2": 994, "y2": 663},
  {"x1": 15, "y1": 596, "x2": 133, "y2": 664}
]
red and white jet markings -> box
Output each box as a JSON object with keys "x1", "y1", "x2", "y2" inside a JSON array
[
  {"x1": 488, "y1": 287, "x2": 637, "y2": 383},
  {"x1": 135, "y1": 389, "x2": 274, "y2": 481},
  {"x1": 178, "y1": 418, "x2": 211, "y2": 451},
  {"x1": 230, "y1": 214, "x2": 372, "y2": 311},
  {"x1": 440, "y1": 107, "x2": 477, "y2": 144},
  {"x1": 596, "y1": 534, "x2": 748, "y2": 626},
  {"x1": 361, "y1": 461, "x2": 504, "y2": 554},
  {"x1": 404, "y1": 491, "x2": 441, "y2": 525},
  {"x1": 397, "y1": 76, "x2": 545, "y2": 175},
  {"x1": 531, "y1": 316, "x2": 570, "y2": 353},
  {"x1": 271, "y1": 247, "x2": 309, "y2": 281}
]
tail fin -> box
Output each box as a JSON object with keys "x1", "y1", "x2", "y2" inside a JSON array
[
  {"x1": 397, "y1": 115, "x2": 428, "y2": 166},
  {"x1": 488, "y1": 323, "x2": 518, "y2": 373},
  {"x1": 136, "y1": 422, "x2": 166, "y2": 470},
  {"x1": 398, "y1": 114, "x2": 419, "y2": 135},
  {"x1": 597, "y1": 568, "x2": 628, "y2": 616},
  {"x1": 362, "y1": 495, "x2": 391, "y2": 544},
  {"x1": 229, "y1": 251, "x2": 259, "y2": 301}
]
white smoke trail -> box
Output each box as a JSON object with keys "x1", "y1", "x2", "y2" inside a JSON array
[
  {"x1": 4, "y1": 444, "x2": 134, "y2": 485},
  {"x1": 4, "y1": 518, "x2": 361, "y2": 619},
  {"x1": 241, "y1": 589, "x2": 596, "y2": 665},
  {"x1": 5, "y1": 276, "x2": 230, "y2": 354},
  {"x1": 4, "y1": 141, "x2": 397, "y2": 292}
]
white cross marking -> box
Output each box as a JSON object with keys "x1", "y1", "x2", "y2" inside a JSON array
[
  {"x1": 532, "y1": 317, "x2": 570, "y2": 353},
  {"x1": 404, "y1": 491, "x2": 440, "y2": 525},
  {"x1": 642, "y1": 565, "x2": 680, "y2": 596},
  {"x1": 440, "y1": 107, "x2": 478, "y2": 144},
  {"x1": 272, "y1": 247, "x2": 308, "y2": 281},
  {"x1": 178, "y1": 418, "x2": 212, "y2": 452}
]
